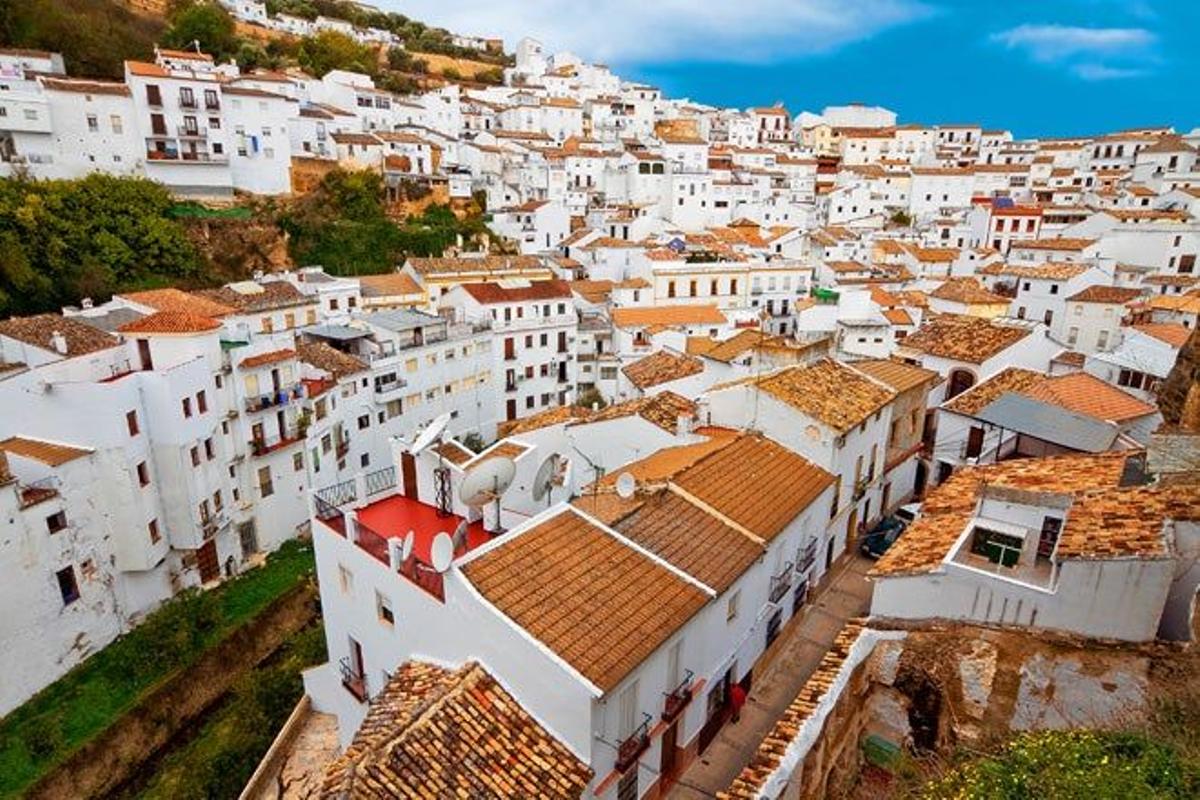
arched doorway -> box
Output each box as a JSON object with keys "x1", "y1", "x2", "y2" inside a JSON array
[{"x1": 945, "y1": 368, "x2": 976, "y2": 400}]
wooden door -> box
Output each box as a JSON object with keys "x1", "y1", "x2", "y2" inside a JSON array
[
  {"x1": 660, "y1": 721, "x2": 678, "y2": 779},
  {"x1": 401, "y1": 451, "x2": 418, "y2": 500},
  {"x1": 197, "y1": 540, "x2": 219, "y2": 583},
  {"x1": 965, "y1": 426, "x2": 984, "y2": 459}
]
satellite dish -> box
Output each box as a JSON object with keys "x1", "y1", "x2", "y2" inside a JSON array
[
  {"x1": 400, "y1": 530, "x2": 415, "y2": 562},
  {"x1": 410, "y1": 413, "x2": 452, "y2": 455},
  {"x1": 430, "y1": 532, "x2": 454, "y2": 572},
  {"x1": 451, "y1": 518, "x2": 470, "y2": 553},
  {"x1": 459, "y1": 456, "x2": 516, "y2": 507},
  {"x1": 616, "y1": 472, "x2": 636, "y2": 499},
  {"x1": 532, "y1": 453, "x2": 563, "y2": 503}
]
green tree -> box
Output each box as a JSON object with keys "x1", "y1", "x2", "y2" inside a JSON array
[
  {"x1": 576, "y1": 388, "x2": 607, "y2": 410},
  {"x1": 163, "y1": 1, "x2": 239, "y2": 62},
  {"x1": 296, "y1": 30, "x2": 375, "y2": 77}
]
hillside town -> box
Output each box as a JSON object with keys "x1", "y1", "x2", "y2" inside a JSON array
[{"x1": 1, "y1": 3, "x2": 1200, "y2": 798}]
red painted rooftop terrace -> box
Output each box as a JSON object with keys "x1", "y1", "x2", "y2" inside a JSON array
[{"x1": 313, "y1": 467, "x2": 492, "y2": 601}]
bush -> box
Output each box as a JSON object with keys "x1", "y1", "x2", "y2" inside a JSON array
[
  {"x1": 297, "y1": 30, "x2": 376, "y2": 77},
  {"x1": 163, "y1": 1, "x2": 239, "y2": 62},
  {"x1": 576, "y1": 388, "x2": 607, "y2": 410}
]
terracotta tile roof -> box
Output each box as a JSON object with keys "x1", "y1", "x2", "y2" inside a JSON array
[
  {"x1": 568, "y1": 279, "x2": 614, "y2": 303},
  {"x1": 930, "y1": 278, "x2": 1010, "y2": 306},
  {"x1": 1024, "y1": 372, "x2": 1157, "y2": 423},
  {"x1": 700, "y1": 330, "x2": 806, "y2": 363},
  {"x1": 1067, "y1": 285, "x2": 1143, "y2": 304},
  {"x1": 321, "y1": 660, "x2": 592, "y2": 799},
  {"x1": 117, "y1": 310, "x2": 221, "y2": 335},
  {"x1": 196, "y1": 282, "x2": 313, "y2": 313},
  {"x1": 357, "y1": 272, "x2": 423, "y2": 297},
  {"x1": 466, "y1": 440, "x2": 529, "y2": 468},
  {"x1": 1057, "y1": 485, "x2": 1198, "y2": 560},
  {"x1": 582, "y1": 391, "x2": 697, "y2": 434},
  {"x1": 0, "y1": 314, "x2": 119, "y2": 357},
  {"x1": 296, "y1": 341, "x2": 368, "y2": 379},
  {"x1": 0, "y1": 436, "x2": 92, "y2": 467},
  {"x1": 41, "y1": 78, "x2": 129, "y2": 96},
  {"x1": 239, "y1": 348, "x2": 296, "y2": 369},
  {"x1": 612, "y1": 304, "x2": 727, "y2": 329},
  {"x1": 614, "y1": 490, "x2": 763, "y2": 592},
  {"x1": 433, "y1": 440, "x2": 474, "y2": 466},
  {"x1": 1146, "y1": 293, "x2": 1200, "y2": 315},
  {"x1": 1011, "y1": 238, "x2": 1097, "y2": 252},
  {"x1": 943, "y1": 367, "x2": 1047, "y2": 416},
  {"x1": 899, "y1": 314, "x2": 1031, "y2": 364},
  {"x1": 462, "y1": 508, "x2": 709, "y2": 691},
  {"x1": 718, "y1": 359, "x2": 896, "y2": 434},
  {"x1": 720, "y1": 620, "x2": 866, "y2": 800},
  {"x1": 622, "y1": 349, "x2": 704, "y2": 389},
  {"x1": 459, "y1": 279, "x2": 572, "y2": 304},
  {"x1": 673, "y1": 434, "x2": 834, "y2": 541},
  {"x1": 870, "y1": 453, "x2": 1132, "y2": 577},
  {"x1": 330, "y1": 131, "x2": 381, "y2": 146},
  {"x1": 1134, "y1": 323, "x2": 1192, "y2": 348},
  {"x1": 1051, "y1": 350, "x2": 1086, "y2": 368},
  {"x1": 593, "y1": 430, "x2": 739, "y2": 491},
  {"x1": 119, "y1": 288, "x2": 234, "y2": 317},
  {"x1": 1000, "y1": 262, "x2": 1092, "y2": 281},
  {"x1": 851, "y1": 359, "x2": 939, "y2": 394},
  {"x1": 497, "y1": 405, "x2": 592, "y2": 437}
]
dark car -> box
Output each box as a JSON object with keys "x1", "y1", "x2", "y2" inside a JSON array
[{"x1": 859, "y1": 516, "x2": 907, "y2": 559}]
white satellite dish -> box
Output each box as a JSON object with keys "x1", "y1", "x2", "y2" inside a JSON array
[
  {"x1": 410, "y1": 412, "x2": 452, "y2": 455},
  {"x1": 615, "y1": 471, "x2": 636, "y2": 499},
  {"x1": 459, "y1": 456, "x2": 516, "y2": 507},
  {"x1": 430, "y1": 532, "x2": 454, "y2": 572},
  {"x1": 532, "y1": 453, "x2": 563, "y2": 503},
  {"x1": 400, "y1": 530, "x2": 415, "y2": 562}
]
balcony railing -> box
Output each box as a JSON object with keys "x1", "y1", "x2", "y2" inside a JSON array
[
  {"x1": 364, "y1": 466, "x2": 397, "y2": 498},
  {"x1": 177, "y1": 125, "x2": 207, "y2": 138},
  {"x1": 615, "y1": 714, "x2": 652, "y2": 773},
  {"x1": 662, "y1": 670, "x2": 694, "y2": 722},
  {"x1": 798, "y1": 540, "x2": 817, "y2": 575},
  {"x1": 769, "y1": 561, "x2": 794, "y2": 604},
  {"x1": 18, "y1": 477, "x2": 59, "y2": 509},
  {"x1": 339, "y1": 657, "x2": 368, "y2": 702},
  {"x1": 245, "y1": 384, "x2": 305, "y2": 412},
  {"x1": 200, "y1": 511, "x2": 227, "y2": 538},
  {"x1": 249, "y1": 427, "x2": 304, "y2": 457}
]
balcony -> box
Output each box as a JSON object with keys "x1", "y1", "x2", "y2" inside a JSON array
[
  {"x1": 179, "y1": 96, "x2": 198, "y2": 110},
  {"x1": 373, "y1": 378, "x2": 407, "y2": 398},
  {"x1": 177, "y1": 124, "x2": 207, "y2": 138},
  {"x1": 339, "y1": 657, "x2": 368, "y2": 702},
  {"x1": 797, "y1": 540, "x2": 817, "y2": 575},
  {"x1": 615, "y1": 715, "x2": 652, "y2": 773},
  {"x1": 18, "y1": 477, "x2": 59, "y2": 509},
  {"x1": 769, "y1": 561, "x2": 794, "y2": 604},
  {"x1": 200, "y1": 511, "x2": 227, "y2": 538},
  {"x1": 662, "y1": 670, "x2": 695, "y2": 722},
  {"x1": 249, "y1": 427, "x2": 304, "y2": 457},
  {"x1": 245, "y1": 384, "x2": 305, "y2": 412}
]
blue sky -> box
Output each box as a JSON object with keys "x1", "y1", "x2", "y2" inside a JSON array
[{"x1": 385, "y1": 0, "x2": 1197, "y2": 137}]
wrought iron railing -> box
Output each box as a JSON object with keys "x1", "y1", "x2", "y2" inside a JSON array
[
  {"x1": 365, "y1": 466, "x2": 397, "y2": 497},
  {"x1": 769, "y1": 561, "x2": 794, "y2": 604},
  {"x1": 662, "y1": 670, "x2": 694, "y2": 722},
  {"x1": 339, "y1": 657, "x2": 367, "y2": 702},
  {"x1": 615, "y1": 714, "x2": 652, "y2": 772},
  {"x1": 316, "y1": 478, "x2": 358, "y2": 508},
  {"x1": 313, "y1": 495, "x2": 346, "y2": 535}
]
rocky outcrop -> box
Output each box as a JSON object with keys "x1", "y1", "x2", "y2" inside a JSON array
[{"x1": 1158, "y1": 326, "x2": 1200, "y2": 431}]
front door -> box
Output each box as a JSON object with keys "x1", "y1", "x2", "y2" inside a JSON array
[
  {"x1": 825, "y1": 537, "x2": 836, "y2": 571},
  {"x1": 238, "y1": 521, "x2": 259, "y2": 559},
  {"x1": 660, "y1": 721, "x2": 678, "y2": 780},
  {"x1": 197, "y1": 540, "x2": 219, "y2": 583},
  {"x1": 401, "y1": 452, "x2": 418, "y2": 500}
]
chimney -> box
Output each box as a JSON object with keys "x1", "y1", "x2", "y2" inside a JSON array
[
  {"x1": 50, "y1": 331, "x2": 68, "y2": 355},
  {"x1": 676, "y1": 413, "x2": 692, "y2": 438},
  {"x1": 80, "y1": 297, "x2": 93, "y2": 310}
]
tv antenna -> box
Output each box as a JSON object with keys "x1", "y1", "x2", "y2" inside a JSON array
[
  {"x1": 459, "y1": 456, "x2": 516, "y2": 534},
  {"x1": 570, "y1": 443, "x2": 606, "y2": 514}
]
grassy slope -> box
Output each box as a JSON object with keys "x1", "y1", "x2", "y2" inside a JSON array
[{"x1": 0, "y1": 540, "x2": 315, "y2": 797}]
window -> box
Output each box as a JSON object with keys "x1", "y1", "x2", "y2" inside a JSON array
[
  {"x1": 190, "y1": 446, "x2": 201, "y2": 467},
  {"x1": 376, "y1": 591, "x2": 395, "y2": 626},
  {"x1": 258, "y1": 466, "x2": 274, "y2": 497},
  {"x1": 204, "y1": 437, "x2": 215, "y2": 460},
  {"x1": 196, "y1": 390, "x2": 207, "y2": 414},
  {"x1": 148, "y1": 519, "x2": 160, "y2": 544},
  {"x1": 726, "y1": 590, "x2": 740, "y2": 622},
  {"x1": 182, "y1": 397, "x2": 192, "y2": 418},
  {"x1": 358, "y1": 414, "x2": 370, "y2": 430},
  {"x1": 1097, "y1": 330, "x2": 1109, "y2": 349},
  {"x1": 338, "y1": 564, "x2": 353, "y2": 594},
  {"x1": 57, "y1": 566, "x2": 80, "y2": 606},
  {"x1": 126, "y1": 410, "x2": 139, "y2": 436},
  {"x1": 137, "y1": 461, "x2": 150, "y2": 486},
  {"x1": 46, "y1": 511, "x2": 68, "y2": 534},
  {"x1": 86, "y1": 114, "x2": 98, "y2": 132},
  {"x1": 1067, "y1": 327, "x2": 1079, "y2": 346}
]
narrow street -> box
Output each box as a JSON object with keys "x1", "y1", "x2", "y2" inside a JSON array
[{"x1": 667, "y1": 553, "x2": 874, "y2": 799}]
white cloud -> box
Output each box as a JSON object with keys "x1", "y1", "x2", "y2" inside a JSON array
[
  {"x1": 373, "y1": 0, "x2": 933, "y2": 64},
  {"x1": 1071, "y1": 63, "x2": 1149, "y2": 80},
  {"x1": 989, "y1": 24, "x2": 1153, "y2": 61},
  {"x1": 988, "y1": 24, "x2": 1157, "y2": 80}
]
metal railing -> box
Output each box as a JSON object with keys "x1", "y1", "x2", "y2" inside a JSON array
[
  {"x1": 615, "y1": 715, "x2": 652, "y2": 772},
  {"x1": 313, "y1": 494, "x2": 346, "y2": 535},
  {"x1": 316, "y1": 477, "x2": 358, "y2": 508},
  {"x1": 18, "y1": 477, "x2": 59, "y2": 509},
  {"x1": 249, "y1": 426, "x2": 303, "y2": 457},
  {"x1": 245, "y1": 384, "x2": 305, "y2": 412},
  {"x1": 365, "y1": 466, "x2": 397, "y2": 497},
  {"x1": 798, "y1": 540, "x2": 817, "y2": 575},
  {"x1": 769, "y1": 561, "x2": 794, "y2": 604},
  {"x1": 662, "y1": 670, "x2": 694, "y2": 722},
  {"x1": 339, "y1": 657, "x2": 368, "y2": 702}
]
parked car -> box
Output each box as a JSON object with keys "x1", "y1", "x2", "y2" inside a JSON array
[{"x1": 860, "y1": 516, "x2": 907, "y2": 559}]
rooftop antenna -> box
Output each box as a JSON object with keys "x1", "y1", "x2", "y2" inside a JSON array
[
  {"x1": 570, "y1": 443, "x2": 605, "y2": 513},
  {"x1": 459, "y1": 456, "x2": 516, "y2": 534},
  {"x1": 532, "y1": 453, "x2": 565, "y2": 508}
]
